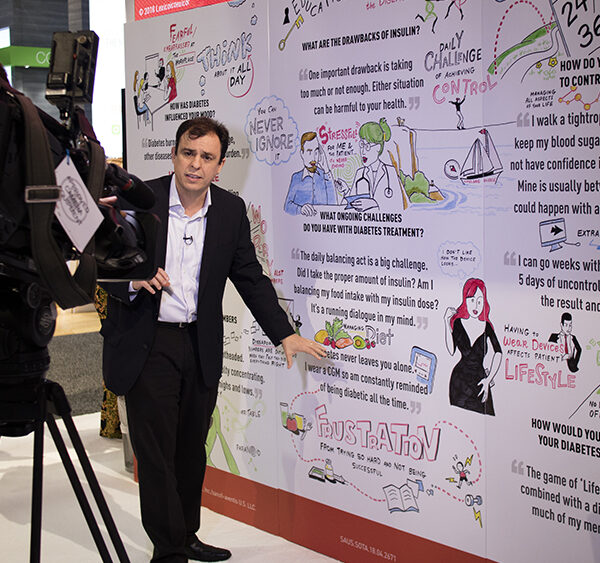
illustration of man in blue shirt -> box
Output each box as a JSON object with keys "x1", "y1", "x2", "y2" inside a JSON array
[{"x1": 284, "y1": 131, "x2": 337, "y2": 216}]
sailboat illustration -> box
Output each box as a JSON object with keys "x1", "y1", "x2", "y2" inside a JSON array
[{"x1": 460, "y1": 128, "x2": 503, "y2": 185}]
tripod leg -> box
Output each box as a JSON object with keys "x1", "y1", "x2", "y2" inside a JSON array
[
  {"x1": 46, "y1": 414, "x2": 113, "y2": 562},
  {"x1": 61, "y1": 411, "x2": 131, "y2": 562},
  {"x1": 30, "y1": 417, "x2": 44, "y2": 563},
  {"x1": 46, "y1": 381, "x2": 130, "y2": 563}
]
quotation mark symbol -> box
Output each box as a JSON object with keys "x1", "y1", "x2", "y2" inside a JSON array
[
  {"x1": 504, "y1": 251, "x2": 517, "y2": 265},
  {"x1": 408, "y1": 96, "x2": 420, "y2": 110},
  {"x1": 511, "y1": 459, "x2": 524, "y2": 475}
]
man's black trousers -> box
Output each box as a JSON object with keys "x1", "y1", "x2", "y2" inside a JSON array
[{"x1": 126, "y1": 323, "x2": 218, "y2": 562}]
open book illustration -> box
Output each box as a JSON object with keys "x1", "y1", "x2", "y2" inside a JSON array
[{"x1": 383, "y1": 479, "x2": 424, "y2": 513}]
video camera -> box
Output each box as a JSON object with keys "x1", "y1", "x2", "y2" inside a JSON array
[{"x1": 0, "y1": 31, "x2": 159, "y2": 433}]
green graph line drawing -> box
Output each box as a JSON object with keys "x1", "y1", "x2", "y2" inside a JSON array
[{"x1": 206, "y1": 405, "x2": 240, "y2": 475}]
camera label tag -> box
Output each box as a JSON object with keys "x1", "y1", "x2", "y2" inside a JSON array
[{"x1": 54, "y1": 156, "x2": 103, "y2": 252}]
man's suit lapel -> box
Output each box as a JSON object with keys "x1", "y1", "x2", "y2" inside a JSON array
[
  {"x1": 197, "y1": 184, "x2": 221, "y2": 303},
  {"x1": 155, "y1": 176, "x2": 171, "y2": 270}
]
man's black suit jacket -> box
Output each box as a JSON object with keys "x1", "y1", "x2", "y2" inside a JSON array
[{"x1": 100, "y1": 175, "x2": 294, "y2": 395}]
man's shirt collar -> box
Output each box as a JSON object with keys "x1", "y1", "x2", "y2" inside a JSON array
[{"x1": 169, "y1": 175, "x2": 212, "y2": 218}]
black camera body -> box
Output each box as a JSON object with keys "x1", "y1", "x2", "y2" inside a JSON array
[
  {"x1": 1, "y1": 31, "x2": 159, "y2": 294},
  {"x1": 0, "y1": 31, "x2": 158, "y2": 401}
]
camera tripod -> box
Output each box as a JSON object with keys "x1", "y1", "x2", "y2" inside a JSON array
[{"x1": 0, "y1": 377, "x2": 130, "y2": 563}]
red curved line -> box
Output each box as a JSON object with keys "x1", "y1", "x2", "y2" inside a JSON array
[
  {"x1": 433, "y1": 419, "x2": 483, "y2": 501},
  {"x1": 492, "y1": 1, "x2": 553, "y2": 75}
]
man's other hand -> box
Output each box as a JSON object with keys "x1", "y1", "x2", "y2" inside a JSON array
[
  {"x1": 281, "y1": 333, "x2": 327, "y2": 368},
  {"x1": 132, "y1": 267, "x2": 170, "y2": 294}
]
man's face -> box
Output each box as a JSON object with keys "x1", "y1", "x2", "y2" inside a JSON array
[
  {"x1": 171, "y1": 131, "x2": 225, "y2": 199},
  {"x1": 301, "y1": 137, "x2": 319, "y2": 173},
  {"x1": 562, "y1": 319, "x2": 573, "y2": 334}
]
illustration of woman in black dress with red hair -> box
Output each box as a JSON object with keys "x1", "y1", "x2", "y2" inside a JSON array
[{"x1": 444, "y1": 278, "x2": 502, "y2": 415}]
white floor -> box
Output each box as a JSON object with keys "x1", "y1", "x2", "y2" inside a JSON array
[{"x1": 0, "y1": 413, "x2": 337, "y2": 562}]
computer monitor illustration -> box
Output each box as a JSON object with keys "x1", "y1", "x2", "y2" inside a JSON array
[
  {"x1": 539, "y1": 218, "x2": 567, "y2": 252},
  {"x1": 410, "y1": 346, "x2": 437, "y2": 394}
]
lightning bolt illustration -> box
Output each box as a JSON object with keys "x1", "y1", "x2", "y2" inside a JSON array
[
  {"x1": 465, "y1": 455, "x2": 473, "y2": 466},
  {"x1": 473, "y1": 508, "x2": 482, "y2": 527},
  {"x1": 446, "y1": 477, "x2": 456, "y2": 483}
]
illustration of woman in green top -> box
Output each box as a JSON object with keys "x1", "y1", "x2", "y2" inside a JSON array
[{"x1": 345, "y1": 117, "x2": 409, "y2": 211}]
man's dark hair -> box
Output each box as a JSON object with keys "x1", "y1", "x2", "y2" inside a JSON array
[
  {"x1": 174, "y1": 117, "x2": 230, "y2": 162},
  {"x1": 561, "y1": 312, "x2": 572, "y2": 325},
  {"x1": 300, "y1": 131, "x2": 317, "y2": 152}
]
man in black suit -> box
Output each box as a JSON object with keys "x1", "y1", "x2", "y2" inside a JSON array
[
  {"x1": 100, "y1": 117, "x2": 326, "y2": 562},
  {"x1": 548, "y1": 312, "x2": 581, "y2": 373}
]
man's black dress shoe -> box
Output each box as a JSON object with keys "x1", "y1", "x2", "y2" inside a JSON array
[{"x1": 185, "y1": 539, "x2": 231, "y2": 562}]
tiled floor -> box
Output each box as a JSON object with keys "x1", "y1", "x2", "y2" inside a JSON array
[{"x1": 0, "y1": 413, "x2": 337, "y2": 562}]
